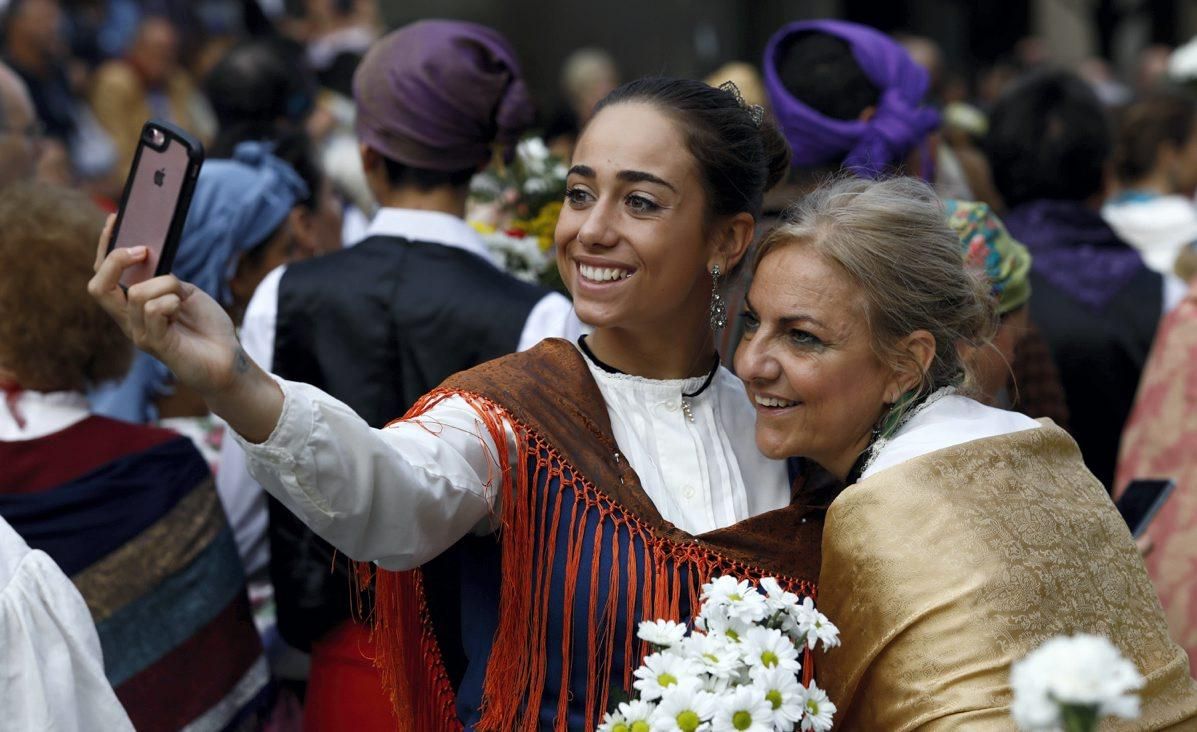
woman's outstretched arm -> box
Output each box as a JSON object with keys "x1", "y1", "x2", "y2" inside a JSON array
[
  {"x1": 88, "y1": 216, "x2": 504, "y2": 568},
  {"x1": 232, "y1": 381, "x2": 503, "y2": 568}
]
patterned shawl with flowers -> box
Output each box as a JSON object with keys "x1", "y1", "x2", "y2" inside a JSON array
[{"x1": 1116, "y1": 303, "x2": 1197, "y2": 674}]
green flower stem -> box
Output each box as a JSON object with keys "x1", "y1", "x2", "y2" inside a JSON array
[{"x1": 1060, "y1": 704, "x2": 1100, "y2": 732}]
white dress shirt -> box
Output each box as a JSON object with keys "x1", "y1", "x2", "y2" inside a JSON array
[
  {"x1": 0, "y1": 516, "x2": 134, "y2": 732},
  {"x1": 218, "y1": 207, "x2": 586, "y2": 578},
  {"x1": 233, "y1": 346, "x2": 791, "y2": 572}
]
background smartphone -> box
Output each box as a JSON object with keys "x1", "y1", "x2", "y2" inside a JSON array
[
  {"x1": 1115, "y1": 478, "x2": 1176, "y2": 538},
  {"x1": 107, "y1": 120, "x2": 203, "y2": 288}
]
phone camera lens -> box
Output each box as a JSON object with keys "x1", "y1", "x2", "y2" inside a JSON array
[{"x1": 147, "y1": 128, "x2": 166, "y2": 146}]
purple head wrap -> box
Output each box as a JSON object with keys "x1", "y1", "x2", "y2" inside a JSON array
[
  {"x1": 763, "y1": 19, "x2": 941, "y2": 179},
  {"x1": 353, "y1": 20, "x2": 533, "y2": 171}
]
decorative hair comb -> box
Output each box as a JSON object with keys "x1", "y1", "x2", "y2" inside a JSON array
[{"x1": 719, "y1": 80, "x2": 765, "y2": 127}]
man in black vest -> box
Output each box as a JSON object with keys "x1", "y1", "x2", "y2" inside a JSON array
[
  {"x1": 987, "y1": 71, "x2": 1183, "y2": 491},
  {"x1": 217, "y1": 21, "x2": 579, "y2": 724}
]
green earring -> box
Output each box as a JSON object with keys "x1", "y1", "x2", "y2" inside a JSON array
[{"x1": 874, "y1": 390, "x2": 918, "y2": 441}]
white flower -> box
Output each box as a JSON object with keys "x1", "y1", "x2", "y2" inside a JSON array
[
  {"x1": 750, "y1": 666, "x2": 805, "y2": 729},
  {"x1": 651, "y1": 685, "x2": 716, "y2": 732},
  {"x1": 695, "y1": 612, "x2": 753, "y2": 645},
  {"x1": 633, "y1": 651, "x2": 702, "y2": 701},
  {"x1": 759, "y1": 578, "x2": 799, "y2": 610},
  {"x1": 517, "y1": 136, "x2": 550, "y2": 163},
  {"x1": 523, "y1": 177, "x2": 550, "y2": 194},
  {"x1": 616, "y1": 699, "x2": 659, "y2": 732},
  {"x1": 701, "y1": 674, "x2": 734, "y2": 695},
  {"x1": 701, "y1": 576, "x2": 753, "y2": 605},
  {"x1": 798, "y1": 685, "x2": 836, "y2": 732},
  {"x1": 598, "y1": 709, "x2": 628, "y2": 732},
  {"x1": 639, "y1": 620, "x2": 688, "y2": 649},
  {"x1": 1010, "y1": 634, "x2": 1144, "y2": 731},
  {"x1": 809, "y1": 613, "x2": 839, "y2": 650},
  {"x1": 1008, "y1": 686, "x2": 1058, "y2": 732},
  {"x1": 710, "y1": 685, "x2": 774, "y2": 732},
  {"x1": 480, "y1": 230, "x2": 549, "y2": 283},
  {"x1": 791, "y1": 597, "x2": 839, "y2": 651},
  {"x1": 758, "y1": 577, "x2": 785, "y2": 599},
  {"x1": 1169, "y1": 37, "x2": 1197, "y2": 82},
  {"x1": 701, "y1": 577, "x2": 769, "y2": 624},
  {"x1": 468, "y1": 171, "x2": 503, "y2": 199},
  {"x1": 741, "y1": 627, "x2": 801, "y2": 675},
  {"x1": 682, "y1": 633, "x2": 743, "y2": 679}
]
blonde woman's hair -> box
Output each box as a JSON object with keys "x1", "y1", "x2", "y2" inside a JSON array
[{"x1": 754, "y1": 175, "x2": 997, "y2": 399}]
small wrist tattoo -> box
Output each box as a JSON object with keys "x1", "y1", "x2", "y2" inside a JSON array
[{"x1": 234, "y1": 347, "x2": 251, "y2": 375}]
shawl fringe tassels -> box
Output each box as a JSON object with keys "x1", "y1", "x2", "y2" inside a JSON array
[{"x1": 359, "y1": 387, "x2": 817, "y2": 732}]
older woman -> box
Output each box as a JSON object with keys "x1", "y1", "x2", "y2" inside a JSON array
[
  {"x1": 0, "y1": 183, "x2": 267, "y2": 730},
  {"x1": 735, "y1": 176, "x2": 1197, "y2": 729},
  {"x1": 91, "y1": 76, "x2": 818, "y2": 729}
]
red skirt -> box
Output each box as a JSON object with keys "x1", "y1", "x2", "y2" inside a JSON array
[{"x1": 303, "y1": 620, "x2": 396, "y2": 731}]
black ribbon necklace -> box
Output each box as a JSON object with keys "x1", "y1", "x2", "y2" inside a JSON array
[{"x1": 578, "y1": 336, "x2": 720, "y2": 421}]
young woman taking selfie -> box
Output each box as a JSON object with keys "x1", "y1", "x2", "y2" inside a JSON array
[{"x1": 90, "y1": 76, "x2": 828, "y2": 730}]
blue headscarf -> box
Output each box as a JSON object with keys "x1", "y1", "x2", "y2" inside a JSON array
[
  {"x1": 173, "y1": 142, "x2": 310, "y2": 306},
  {"x1": 91, "y1": 142, "x2": 309, "y2": 423}
]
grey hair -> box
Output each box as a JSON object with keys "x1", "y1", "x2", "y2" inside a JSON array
[{"x1": 754, "y1": 175, "x2": 997, "y2": 399}]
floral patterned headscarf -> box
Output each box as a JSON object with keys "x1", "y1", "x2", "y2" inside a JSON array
[{"x1": 944, "y1": 200, "x2": 1032, "y2": 315}]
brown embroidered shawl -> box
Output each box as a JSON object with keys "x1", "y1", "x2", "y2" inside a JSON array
[{"x1": 363, "y1": 339, "x2": 826, "y2": 731}]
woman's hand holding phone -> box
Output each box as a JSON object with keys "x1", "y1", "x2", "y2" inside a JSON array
[
  {"x1": 89, "y1": 215, "x2": 284, "y2": 443},
  {"x1": 108, "y1": 121, "x2": 204, "y2": 288}
]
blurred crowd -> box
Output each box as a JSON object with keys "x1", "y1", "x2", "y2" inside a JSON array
[{"x1": 3, "y1": 0, "x2": 1197, "y2": 729}]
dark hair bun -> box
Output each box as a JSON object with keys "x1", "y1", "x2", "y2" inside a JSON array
[{"x1": 592, "y1": 76, "x2": 791, "y2": 220}]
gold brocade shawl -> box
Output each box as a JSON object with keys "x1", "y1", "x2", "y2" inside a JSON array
[{"x1": 818, "y1": 421, "x2": 1197, "y2": 730}]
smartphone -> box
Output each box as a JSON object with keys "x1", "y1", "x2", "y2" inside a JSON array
[
  {"x1": 1115, "y1": 479, "x2": 1176, "y2": 538},
  {"x1": 107, "y1": 120, "x2": 204, "y2": 288}
]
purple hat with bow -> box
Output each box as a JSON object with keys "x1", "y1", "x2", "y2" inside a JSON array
[
  {"x1": 353, "y1": 20, "x2": 533, "y2": 172},
  {"x1": 763, "y1": 19, "x2": 940, "y2": 179}
]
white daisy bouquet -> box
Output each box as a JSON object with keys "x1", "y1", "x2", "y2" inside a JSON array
[
  {"x1": 598, "y1": 576, "x2": 839, "y2": 732},
  {"x1": 1010, "y1": 633, "x2": 1145, "y2": 732}
]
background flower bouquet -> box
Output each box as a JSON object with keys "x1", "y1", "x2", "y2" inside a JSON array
[
  {"x1": 599, "y1": 576, "x2": 839, "y2": 732},
  {"x1": 468, "y1": 137, "x2": 568, "y2": 289}
]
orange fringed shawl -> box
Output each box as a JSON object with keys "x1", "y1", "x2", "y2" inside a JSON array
[{"x1": 361, "y1": 339, "x2": 826, "y2": 731}]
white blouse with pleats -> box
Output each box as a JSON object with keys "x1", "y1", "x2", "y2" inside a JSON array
[{"x1": 233, "y1": 343, "x2": 790, "y2": 571}]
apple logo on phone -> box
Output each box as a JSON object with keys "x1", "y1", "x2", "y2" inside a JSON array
[{"x1": 153, "y1": 168, "x2": 166, "y2": 187}]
